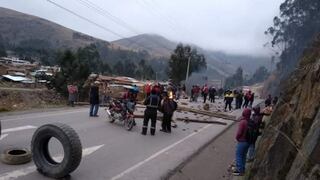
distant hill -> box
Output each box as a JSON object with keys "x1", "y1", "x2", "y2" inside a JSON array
[
  {"x1": 0, "y1": 7, "x2": 269, "y2": 80},
  {"x1": 112, "y1": 34, "x2": 177, "y2": 57},
  {"x1": 0, "y1": 7, "x2": 108, "y2": 50}
]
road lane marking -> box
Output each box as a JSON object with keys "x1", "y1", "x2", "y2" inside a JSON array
[
  {"x1": 0, "y1": 109, "x2": 88, "y2": 122},
  {"x1": 0, "y1": 144, "x2": 105, "y2": 180},
  {"x1": 0, "y1": 134, "x2": 8, "y2": 141},
  {"x1": 2, "y1": 125, "x2": 37, "y2": 133},
  {"x1": 111, "y1": 124, "x2": 212, "y2": 180}
]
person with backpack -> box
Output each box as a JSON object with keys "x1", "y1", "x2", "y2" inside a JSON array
[
  {"x1": 247, "y1": 106, "x2": 264, "y2": 162},
  {"x1": 142, "y1": 89, "x2": 161, "y2": 136},
  {"x1": 160, "y1": 92, "x2": 177, "y2": 133},
  {"x1": 233, "y1": 108, "x2": 251, "y2": 176}
]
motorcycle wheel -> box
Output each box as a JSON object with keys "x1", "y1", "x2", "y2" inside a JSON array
[
  {"x1": 106, "y1": 110, "x2": 115, "y2": 123},
  {"x1": 125, "y1": 117, "x2": 134, "y2": 131}
]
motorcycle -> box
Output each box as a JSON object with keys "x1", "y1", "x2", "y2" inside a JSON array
[{"x1": 106, "y1": 99, "x2": 135, "y2": 131}]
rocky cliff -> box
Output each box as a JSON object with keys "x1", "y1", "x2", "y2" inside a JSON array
[{"x1": 247, "y1": 36, "x2": 320, "y2": 179}]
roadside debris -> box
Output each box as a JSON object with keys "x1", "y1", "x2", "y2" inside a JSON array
[{"x1": 176, "y1": 118, "x2": 227, "y2": 125}]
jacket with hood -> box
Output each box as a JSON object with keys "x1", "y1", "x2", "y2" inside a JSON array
[{"x1": 236, "y1": 108, "x2": 252, "y2": 142}]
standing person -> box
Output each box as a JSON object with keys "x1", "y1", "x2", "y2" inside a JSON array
[
  {"x1": 89, "y1": 81, "x2": 100, "y2": 117},
  {"x1": 238, "y1": 90, "x2": 244, "y2": 109},
  {"x1": 67, "y1": 84, "x2": 78, "y2": 107},
  {"x1": 235, "y1": 90, "x2": 243, "y2": 109},
  {"x1": 202, "y1": 84, "x2": 209, "y2": 103},
  {"x1": 249, "y1": 93, "x2": 255, "y2": 107},
  {"x1": 265, "y1": 94, "x2": 272, "y2": 107},
  {"x1": 243, "y1": 91, "x2": 252, "y2": 108},
  {"x1": 209, "y1": 86, "x2": 216, "y2": 103},
  {"x1": 224, "y1": 90, "x2": 233, "y2": 111},
  {"x1": 142, "y1": 89, "x2": 160, "y2": 136},
  {"x1": 233, "y1": 108, "x2": 252, "y2": 176},
  {"x1": 247, "y1": 106, "x2": 264, "y2": 162},
  {"x1": 160, "y1": 93, "x2": 177, "y2": 133},
  {"x1": 145, "y1": 83, "x2": 151, "y2": 98},
  {"x1": 190, "y1": 86, "x2": 195, "y2": 102}
]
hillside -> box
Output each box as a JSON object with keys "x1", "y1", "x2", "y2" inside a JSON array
[
  {"x1": 113, "y1": 34, "x2": 270, "y2": 76},
  {"x1": 0, "y1": 7, "x2": 108, "y2": 50},
  {"x1": 112, "y1": 34, "x2": 177, "y2": 57},
  {"x1": 248, "y1": 34, "x2": 320, "y2": 180}
]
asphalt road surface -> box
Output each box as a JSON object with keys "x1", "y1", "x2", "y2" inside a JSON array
[{"x1": 0, "y1": 100, "x2": 239, "y2": 180}]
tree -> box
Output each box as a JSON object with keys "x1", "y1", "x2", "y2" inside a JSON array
[
  {"x1": 114, "y1": 61, "x2": 125, "y2": 75},
  {"x1": 265, "y1": 0, "x2": 320, "y2": 82},
  {"x1": 247, "y1": 66, "x2": 270, "y2": 85},
  {"x1": 224, "y1": 67, "x2": 243, "y2": 89},
  {"x1": 0, "y1": 35, "x2": 7, "y2": 57},
  {"x1": 168, "y1": 43, "x2": 206, "y2": 83}
]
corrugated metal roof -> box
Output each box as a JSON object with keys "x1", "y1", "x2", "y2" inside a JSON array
[{"x1": 2, "y1": 75, "x2": 31, "y2": 82}]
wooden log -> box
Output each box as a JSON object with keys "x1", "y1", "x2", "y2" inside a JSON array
[
  {"x1": 176, "y1": 117, "x2": 227, "y2": 125},
  {"x1": 177, "y1": 106, "x2": 236, "y2": 121}
]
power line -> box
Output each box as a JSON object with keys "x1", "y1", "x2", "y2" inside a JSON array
[
  {"x1": 74, "y1": 0, "x2": 174, "y2": 52},
  {"x1": 47, "y1": 0, "x2": 168, "y2": 53}
]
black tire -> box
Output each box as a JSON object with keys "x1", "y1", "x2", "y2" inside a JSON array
[
  {"x1": 0, "y1": 148, "x2": 32, "y2": 165},
  {"x1": 125, "y1": 117, "x2": 134, "y2": 131},
  {"x1": 31, "y1": 123, "x2": 82, "y2": 178}
]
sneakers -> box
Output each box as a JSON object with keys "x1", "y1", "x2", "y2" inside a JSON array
[{"x1": 232, "y1": 170, "x2": 244, "y2": 176}]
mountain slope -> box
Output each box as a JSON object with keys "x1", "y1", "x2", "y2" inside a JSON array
[
  {"x1": 0, "y1": 7, "x2": 108, "y2": 49},
  {"x1": 112, "y1": 34, "x2": 177, "y2": 57}
]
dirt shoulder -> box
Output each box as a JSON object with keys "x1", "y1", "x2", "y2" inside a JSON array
[{"x1": 169, "y1": 120, "x2": 238, "y2": 180}]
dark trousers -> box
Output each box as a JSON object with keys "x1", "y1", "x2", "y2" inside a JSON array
[
  {"x1": 162, "y1": 113, "x2": 172, "y2": 132},
  {"x1": 243, "y1": 100, "x2": 249, "y2": 108},
  {"x1": 203, "y1": 94, "x2": 208, "y2": 103},
  {"x1": 142, "y1": 108, "x2": 157, "y2": 135},
  {"x1": 225, "y1": 101, "x2": 232, "y2": 111},
  {"x1": 209, "y1": 95, "x2": 215, "y2": 103}
]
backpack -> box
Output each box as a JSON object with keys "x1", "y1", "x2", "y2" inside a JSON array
[{"x1": 245, "y1": 119, "x2": 260, "y2": 144}]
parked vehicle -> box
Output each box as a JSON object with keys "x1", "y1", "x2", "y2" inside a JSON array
[{"x1": 106, "y1": 99, "x2": 135, "y2": 131}]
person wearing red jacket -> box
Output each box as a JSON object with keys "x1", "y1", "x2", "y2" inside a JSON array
[{"x1": 233, "y1": 108, "x2": 251, "y2": 176}]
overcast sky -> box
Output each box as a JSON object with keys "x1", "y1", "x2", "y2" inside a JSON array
[{"x1": 0, "y1": 0, "x2": 283, "y2": 56}]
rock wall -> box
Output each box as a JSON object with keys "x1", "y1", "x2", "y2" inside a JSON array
[{"x1": 247, "y1": 36, "x2": 320, "y2": 180}]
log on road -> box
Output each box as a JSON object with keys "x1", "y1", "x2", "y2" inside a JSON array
[
  {"x1": 177, "y1": 106, "x2": 236, "y2": 121},
  {"x1": 176, "y1": 118, "x2": 227, "y2": 125}
]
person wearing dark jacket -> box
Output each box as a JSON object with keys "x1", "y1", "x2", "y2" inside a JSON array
[
  {"x1": 160, "y1": 93, "x2": 177, "y2": 133},
  {"x1": 233, "y1": 108, "x2": 251, "y2": 176},
  {"x1": 89, "y1": 81, "x2": 100, "y2": 117},
  {"x1": 247, "y1": 106, "x2": 264, "y2": 161},
  {"x1": 142, "y1": 89, "x2": 160, "y2": 135}
]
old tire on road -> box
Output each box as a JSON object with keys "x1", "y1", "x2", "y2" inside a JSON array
[
  {"x1": 31, "y1": 123, "x2": 82, "y2": 178},
  {"x1": 0, "y1": 148, "x2": 32, "y2": 165}
]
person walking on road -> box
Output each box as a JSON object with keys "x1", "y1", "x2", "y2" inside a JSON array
[
  {"x1": 67, "y1": 84, "x2": 78, "y2": 107},
  {"x1": 202, "y1": 84, "x2": 209, "y2": 103},
  {"x1": 233, "y1": 108, "x2": 252, "y2": 176},
  {"x1": 160, "y1": 93, "x2": 177, "y2": 133},
  {"x1": 89, "y1": 81, "x2": 100, "y2": 117},
  {"x1": 142, "y1": 89, "x2": 160, "y2": 136}
]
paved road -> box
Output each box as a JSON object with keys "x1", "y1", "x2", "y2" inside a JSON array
[{"x1": 0, "y1": 99, "x2": 238, "y2": 180}]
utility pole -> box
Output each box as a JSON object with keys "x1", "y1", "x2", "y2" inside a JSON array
[{"x1": 185, "y1": 55, "x2": 191, "y2": 81}]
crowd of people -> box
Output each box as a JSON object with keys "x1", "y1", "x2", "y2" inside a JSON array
[
  {"x1": 232, "y1": 94, "x2": 278, "y2": 176},
  {"x1": 71, "y1": 80, "x2": 280, "y2": 176}
]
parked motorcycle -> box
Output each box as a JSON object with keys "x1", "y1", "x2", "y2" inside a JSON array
[{"x1": 106, "y1": 99, "x2": 135, "y2": 131}]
